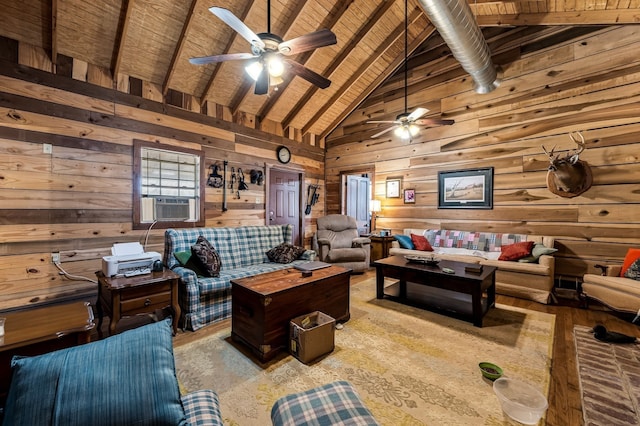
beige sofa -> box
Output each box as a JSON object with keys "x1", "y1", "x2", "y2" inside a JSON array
[
  {"x1": 582, "y1": 265, "x2": 640, "y2": 314},
  {"x1": 389, "y1": 229, "x2": 556, "y2": 304}
]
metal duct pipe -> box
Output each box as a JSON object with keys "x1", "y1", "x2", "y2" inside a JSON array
[{"x1": 417, "y1": 0, "x2": 500, "y2": 94}]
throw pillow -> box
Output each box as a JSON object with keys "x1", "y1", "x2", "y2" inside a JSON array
[
  {"x1": 624, "y1": 258, "x2": 640, "y2": 281},
  {"x1": 410, "y1": 234, "x2": 433, "y2": 252},
  {"x1": 266, "y1": 243, "x2": 307, "y2": 264},
  {"x1": 499, "y1": 241, "x2": 535, "y2": 261},
  {"x1": 394, "y1": 234, "x2": 415, "y2": 250},
  {"x1": 173, "y1": 250, "x2": 206, "y2": 276},
  {"x1": 191, "y1": 235, "x2": 222, "y2": 277},
  {"x1": 517, "y1": 243, "x2": 558, "y2": 263},
  {"x1": 620, "y1": 248, "x2": 640, "y2": 277},
  {"x1": 3, "y1": 319, "x2": 186, "y2": 426}
]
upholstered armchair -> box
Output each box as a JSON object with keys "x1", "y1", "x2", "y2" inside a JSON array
[
  {"x1": 582, "y1": 264, "x2": 640, "y2": 317},
  {"x1": 312, "y1": 215, "x2": 371, "y2": 273}
]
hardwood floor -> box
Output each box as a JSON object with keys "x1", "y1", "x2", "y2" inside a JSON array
[{"x1": 171, "y1": 269, "x2": 639, "y2": 426}]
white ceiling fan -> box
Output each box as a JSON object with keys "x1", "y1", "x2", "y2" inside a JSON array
[
  {"x1": 367, "y1": 0, "x2": 454, "y2": 141},
  {"x1": 189, "y1": 1, "x2": 337, "y2": 95}
]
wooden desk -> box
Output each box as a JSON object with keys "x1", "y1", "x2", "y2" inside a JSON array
[
  {"x1": 0, "y1": 301, "x2": 94, "y2": 404},
  {"x1": 95, "y1": 269, "x2": 181, "y2": 336},
  {"x1": 369, "y1": 235, "x2": 396, "y2": 264}
]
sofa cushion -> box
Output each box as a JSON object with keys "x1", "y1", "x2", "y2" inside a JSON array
[
  {"x1": 191, "y1": 235, "x2": 222, "y2": 277},
  {"x1": 394, "y1": 234, "x2": 414, "y2": 249},
  {"x1": 499, "y1": 241, "x2": 535, "y2": 261},
  {"x1": 174, "y1": 250, "x2": 206, "y2": 276},
  {"x1": 3, "y1": 319, "x2": 186, "y2": 426},
  {"x1": 411, "y1": 234, "x2": 433, "y2": 251},
  {"x1": 266, "y1": 243, "x2": 307, "y2": 264},
  {"x1": 517, "y1": 243, "x2": 558, "y2": 263},
  {"x1": 620, "y1": 248, "x2": 640, "y2": 277},
  {"x1": 425, "y1": 229, "x2": 529, "y2": 252},
  {"x1": 235, "y1": 225, "x2": 290, "y2": 266},
  {"x1": 624, "y1": 258, "x2": 640, "y2": 281}
]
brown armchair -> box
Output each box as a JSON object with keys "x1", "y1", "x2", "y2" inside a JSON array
[{"x1": 312, "y1": 215, "x2": 371, "y2": 273}]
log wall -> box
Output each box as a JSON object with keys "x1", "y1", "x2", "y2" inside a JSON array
[
  {"x1": 326, "y1": 25, "x2": 640, "y2": 285},
  {"x1": 0, "y1": 40, "x2": 325, "y2": 311}
]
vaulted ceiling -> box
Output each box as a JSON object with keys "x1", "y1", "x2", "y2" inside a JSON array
[{"x1": 1, "y1": 0, "x2": 638, "y2": 140}]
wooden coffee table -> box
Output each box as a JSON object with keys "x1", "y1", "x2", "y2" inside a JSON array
[
  {"x1": 231, "y1": 265, "x2": 351, "y2": 362},
  {"x1": 374, "y1": 256, "x2": 497, "y2": 327}
]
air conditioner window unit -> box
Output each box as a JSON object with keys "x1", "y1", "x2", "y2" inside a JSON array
[{"x1": 155, "y1": 197, "x2": 190, "y2": 221}]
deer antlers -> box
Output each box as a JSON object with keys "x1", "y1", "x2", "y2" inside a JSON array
[{"x1": 542, "y1": 131, "x2": 585, "y2": 165}]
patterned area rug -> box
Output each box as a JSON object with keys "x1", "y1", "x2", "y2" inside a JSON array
[
  {"x1": 174, "y1": 278, "x2": 555, "y2": 425},
  {"x1": 574, "y1": 326, "x2": 640, "y2": 425}
]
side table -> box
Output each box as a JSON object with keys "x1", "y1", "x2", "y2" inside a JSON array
[
  {"x1": 0, "y1": 301, "x2": 94, "y2": 405},
  {"x1": 369, "y1": 234, "x2": 395, "y2": 265},
  {"x1": 95, "y1": 269, "x2": 181, "y2": 336}
]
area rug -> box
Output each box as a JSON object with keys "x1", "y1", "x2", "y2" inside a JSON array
[
  {"x1": 174, "y1": 278, "x2": 555, "y2": 425},
  {"x1": 574, "y1": 325, "x2": 640, "y2": 425}
]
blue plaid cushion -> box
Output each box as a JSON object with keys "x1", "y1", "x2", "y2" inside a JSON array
[
  {"x1": 271, "y1": 381, "x2": 379, "y2": 426},
  {"x1": 182, "y1": 389, "x2": 223, "y2": 426},
  {"x1": 3, "y1": 319, "x2": 186, "y2": 426}
]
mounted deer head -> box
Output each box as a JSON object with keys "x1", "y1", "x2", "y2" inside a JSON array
[{"x1": 542, "y1": 131, "x2": 593, "y2": 198}]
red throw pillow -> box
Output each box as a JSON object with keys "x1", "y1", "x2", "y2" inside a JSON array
[
  {"x1": 498, "y1": 241, "x2": 535, "y2": 261},
  {"x1": 620, "y1": 248, "x2": 640, "y2": 277},
  {"x1": 410, "y1": 234, "x2": 433, "y2": 252}
]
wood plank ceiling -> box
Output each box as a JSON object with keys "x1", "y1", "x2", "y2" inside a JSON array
[{"x1": 0, "y1": 0, "x2": 639, "y2": 140}]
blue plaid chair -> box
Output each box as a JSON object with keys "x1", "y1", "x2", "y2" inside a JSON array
[
  {"x1": 164, "y1": 225, "x2": 314, "y2": 331},
  {"x1": 271, "y1": 381, "x2": 379, "y2": 426}
]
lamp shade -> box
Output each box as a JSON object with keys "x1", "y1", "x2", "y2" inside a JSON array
[{"x1": 370, "y1": 199, "x2": 381, "y2": 213}]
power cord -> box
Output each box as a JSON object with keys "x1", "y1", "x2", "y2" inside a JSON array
[{"x1": 53, "y1": 261, "x2": 97, "y2": 284}]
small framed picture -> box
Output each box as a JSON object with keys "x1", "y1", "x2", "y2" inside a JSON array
[
  {"x1": 403, "y1": 189, "x2": 415, "y2": 204},
  {"x1": 386, "y1": 178, "x2": 401, "y2": 198}
]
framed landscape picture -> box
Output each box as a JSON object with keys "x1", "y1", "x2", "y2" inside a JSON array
[
  {"x1": 403, "y1": 189, "x2": 415, "y2": 204},
  {"x1": 438, "y1": 168, "x2": 493, "y2": 209},
  {"x1": 386, "y1": 178, "x2": 401, "y2": 198}
]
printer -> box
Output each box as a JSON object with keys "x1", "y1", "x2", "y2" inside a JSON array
[{"x1": 102, "y1": 242, "x2": 162, "y2": 277}]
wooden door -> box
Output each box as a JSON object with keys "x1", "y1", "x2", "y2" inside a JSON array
[{"x1": 268, "y1": 169, "x2": 302, "y2": 245}]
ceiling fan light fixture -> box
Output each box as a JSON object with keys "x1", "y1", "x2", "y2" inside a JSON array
[
  {"x1": 267, "y1": 55, "x2": 284, "y2": 77},
  {"x1": 395, "y1": 125, "x2": 411, "y2": 140},
  {"x1": 245, "y1": 61, "x2": 263, "y2": 81},
  {"x1": 409, "y1": 124, "x2": 420, "y2": 137}
]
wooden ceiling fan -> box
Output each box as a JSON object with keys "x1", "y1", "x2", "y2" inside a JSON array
[
  {"x1": 189, "y1": 1, "x2": 337, "y2": 95},
  {"x1": 367, "y1": 0, "x2": 454, "y2": 141}
]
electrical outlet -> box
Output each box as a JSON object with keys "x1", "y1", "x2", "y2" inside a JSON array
[
  {"x1": 51, "y1": 252, "x2": 60, "y2": 263},
  {"x1": 256, "y1": 197, "x2": 262, "y2": 204},
  {"x1": 43, "y1": 143, "x2": 53, "y2": 154}
]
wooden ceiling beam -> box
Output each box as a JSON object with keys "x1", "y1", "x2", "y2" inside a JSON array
[
  {"x1": 279, "y1": 0, "x2": 397, "y2": 130},
  {"x1": 310, "y1": 11, "x2": 434, "y2": 139},
  {"x1": 163, "y1": 0, "x2": 198, "y2": 96},
  {"x1": 476, "y1": 10, "x2": 640, "y2": 26},
  {"x1": 229, "y1": 0, "x2": 307, "y2": 116},
  {"x1": 112, "y1": 0, "x2": 135, "y2": 80},
  {"x1": 200, "y1": 1, "x2": 255, "y2": 106},
  {"x1": 256, "y1": 0, "x2": 355, "y2": 122}
]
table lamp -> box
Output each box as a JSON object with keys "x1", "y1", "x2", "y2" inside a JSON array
[{"x1": 370, "y1": 199, "x2": 381, "y2": 232}]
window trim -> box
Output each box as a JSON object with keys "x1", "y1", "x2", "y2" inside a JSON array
[{"x1": 133, "y1": 139, "x2": 206, "y2": 230}]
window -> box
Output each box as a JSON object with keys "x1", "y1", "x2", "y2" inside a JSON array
[{"x1": 133, "y1": 140, "x2": 205, "y2": 229}]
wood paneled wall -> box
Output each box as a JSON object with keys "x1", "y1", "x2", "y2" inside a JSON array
[
  {"x1": 326, "y1": 25, "x2": 640, "y2": 284},
  {"x1": 0, "y1": 40, "x2": 325, "y2": 311}
]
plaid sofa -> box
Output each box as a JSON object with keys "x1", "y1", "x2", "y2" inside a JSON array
[
  {"x1": 390, "y1": 229, "x2": 557, "y2": 304},
  {"x1": 164, "y1": 225, "x2": 313, "y2": 331}
]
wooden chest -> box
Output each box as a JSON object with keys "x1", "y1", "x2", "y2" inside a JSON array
[{"x1": 231, "y1": 265, "x2": 351, "y2": 362}]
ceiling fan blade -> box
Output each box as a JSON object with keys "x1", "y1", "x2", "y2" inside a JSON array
[
  {"x1": 414, "y1": 118, "x2": 455, "y2": 126},
  {"x1": 189, "y1": 52, "x2": 256, "y2": 65},
  {"x1": 254, "y1": 67, "x2": 269, "y2": 95},
  {"x1": 367, "y1": 120, "x2": 400, "y2": 124},
  {"x1": 284, "y1": 59, "x2": 331, "y2": 89},
  {"x1": 371, "y1": 126, "x2": 398, "y2": 138},
  {"x1": 407, "y1": 107, "x2": 430, "y2": 121},
  {"x1": 278, "y1": 29, "x2": 337, "y2": 56},
  {"x1": 209, "y1": 7, "x2": 265, "y2": 50}
]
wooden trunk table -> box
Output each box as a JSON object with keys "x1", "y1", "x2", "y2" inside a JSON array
[
  {"x1": 374, "y1": 256, "x2": 496, "y2": 327},
  {"x1": 0, "y1": 301, "x2": 95, "y2": 405},
  {"x1": 231, "y1": 265, "x2": 351, "y2": 362}
]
